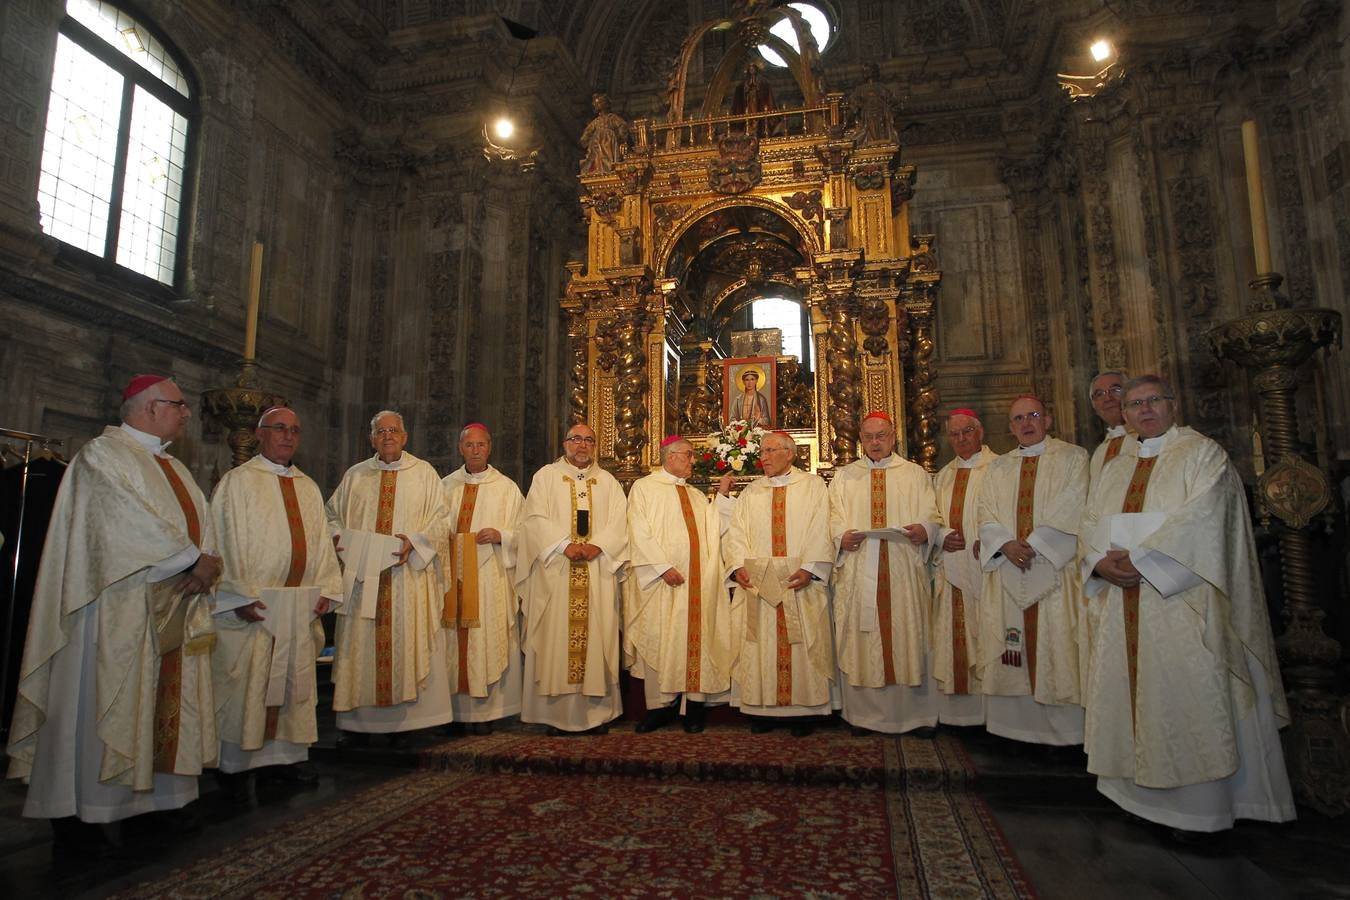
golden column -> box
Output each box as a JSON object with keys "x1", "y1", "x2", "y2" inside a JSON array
[{"x1": 1207, "y1": 120, "x2": 1347, "y2": 815}]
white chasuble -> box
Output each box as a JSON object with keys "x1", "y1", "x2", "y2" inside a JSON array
[
  {"x1": 516, "y1": 459, "x2": 628, "y2": 731},
  {"x1": 931, "y1": 447, "x2": 998, "y2": 725},
  {"x1": 975, "y1": 437, "x2": 1087, "y2": 744},
  {"x1": 441, "y1": 465, "x2": 525, "y2": 722},
  {"x1": 210, "y1": 455, "x2": 343, "y2": 771},
  {"x1": 1079, "y1": 427, "x2": 1294, "y2": 830},
  {"x1": 327, "y1": 452, "x2": 452, "y2": 732},
  {"x1": 725, "y1": 468, "x2": 836, "y2": 715},
  {"x1": 1089, "y1": 426, "x2": 1137, "y2": 485},
  {"x1": 624, "y1": 470, "x2": 732, "y2": 703},
  {"x1": 8, "y1": 425, "x2": 216, "y2": 821},
  {"x1": 828, "y1": 454, "x2": 940, "y2": 733}
]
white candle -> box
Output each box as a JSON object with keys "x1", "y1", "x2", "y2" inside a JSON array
[
  {"x1": 244, "y1": 241, "x2": 262, "y2": 360},
  {"x1": 1241, "y1": 120, "x2": 1273, "y2": 275}
]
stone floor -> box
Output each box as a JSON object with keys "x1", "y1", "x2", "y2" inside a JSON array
[{"x1": 2, "y1": 716, "x2": 1348, "y2": 899}]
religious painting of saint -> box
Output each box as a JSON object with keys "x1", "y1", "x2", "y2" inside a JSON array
[{"x1": 722, "y1": 357, "x2": 777, "y2": 428}]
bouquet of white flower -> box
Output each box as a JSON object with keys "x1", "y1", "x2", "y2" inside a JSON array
[{"x1": 693, "y1": 420, "x2": 767, "y2": 478}]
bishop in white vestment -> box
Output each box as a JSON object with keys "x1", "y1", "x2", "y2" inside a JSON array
[
  {"x1": 209, "y1": 407, "x2": 342, "y2": 783},
  {"x1": 1080, "y1": 375, "x2": 1294, "y2": 833},
  {"x1": 1087, "y1": 371, "x2": 1137, "y2": 484},
  {"x1": 517, "y1": 423, "x2": 628, "y2": 733},
  {"x1": 829, "y1": 412, "x2": 940, "y2": 734},
  {"x1": 931, "y1": 409, "x2": 998, "y2": 726},
  {"x1": 441, "y1": 424, "x2": 525, "y2": 730},
  {"x1": 625, "y1": 437, "x2": 733, "y2": 733},
  {"x1": 726, "y1": 432, "x2": 836, "y2": 735},
  {"x1": 7, "y1": 376, "x2": 221, "y2": 830},
  {"x1": 327, "y1": 411, "x2": 453, "y2": 743},
  {"x1": 976, "y1": 395, "x2": 1087, "y2": 745}
]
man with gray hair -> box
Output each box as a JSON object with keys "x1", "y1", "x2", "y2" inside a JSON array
[
  {"x1": 326, "y1": 410, "x2": 452, "y2": 748},
  {"x1": 1080, "y1": 374, "x2": 1294, "y2": 835},
  {"x1": 8, "y1": 375, "x2": 221, "y2": 849},
  {"x1": 625, "y1": 436, "x2": 734, "y2": 733},
  {"x1": 725, "y1": 431, "x2": 836, "y2": 736}
]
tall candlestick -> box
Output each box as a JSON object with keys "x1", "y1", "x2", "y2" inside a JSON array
[
  {"x1": 244, "y1": 241, "x2": 263, "y2": 360},
  {"x1": 1241, "y1": 120, "x2": 1274, "y2": 275}
]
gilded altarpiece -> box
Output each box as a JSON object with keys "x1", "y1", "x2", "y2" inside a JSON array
[{"x1": 560, "y1": 4, "x2": 941, "y2": 483}]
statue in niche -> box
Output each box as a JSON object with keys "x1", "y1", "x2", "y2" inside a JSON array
[
  {"x1": 579, "y1": 92, "x2": 631, "y2": 176},
  {"x1": 850, "y1": 63, "x2": 898, "y2": 146}
]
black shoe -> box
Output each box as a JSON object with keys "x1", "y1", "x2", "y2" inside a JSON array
[
  {"x1": 636, "y1": 705, "x2": 679, "y2": 734},
  {"x1": 1168, "y1": 827, "x2": 1227, "y2": 848},
  {"x1": 589, "y1": 722, "x2": 611, "y2": 735},
  {"x1": 266, "y1": 762, "x2": 318, "y2": 785},
  {"x1": 153, "y1": 804, "x2": 203, "y2": 837},
  {"x1": 850, "y1": 725, "x2": 872, "y2": 737},
  {"x1": 337, "y1": 731, "x2": 370, "y2": 749},
  {"x1": 438, "y1": 722, "x2": 465, "y2": 737},
  {"x1": 790, "y1": 723, "x2": 814, "y2": 738},
  {"x1": 386, "y1": 732, "x2": 411, "y2": 750},
  {"x1": 909, "y1": 726, "x2": 937, "y2": 739},
  {"x1": 750, "y1": 720, "x2": 776, "y2": 734},
  {"x1": 51, "y1": 817, "x2": 112, "y2": 858},
  {"x1": 471, "y1": 721, "x2": 494, "y2": 735},
  {"x1": 216, "y1": 770, "x2": 257, "y2": 804}
]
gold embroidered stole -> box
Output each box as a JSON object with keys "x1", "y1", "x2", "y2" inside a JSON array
[
  {"x1": 151, "y1": 456, "x2": 201, "y2": 774},
  {"x1": 771, "y1": 485, "x2": 793, "y2": 706},
  {"x1": 374, "y1": 470, "x2": 399, "y2": 706},
  {"x1": 446, "y1": 483, "x2": 481, "y2": 694},
  {"x1": 1014, "y1": 456, "x2": 1040, "y2": 692},
  {"x1": 566, "y1": 476, "x2": 597, "y2": 685},
  {"x1": 869, "y1": 468, "x2": 897, "y2": 686},
  {"x1": 258, "y1": 474, "x2": 311, "y2": 738},
  {"x1": 676, "y1": 485, "x2": 704, "y2": 693},
  {"x1": 1103, "y1": 435, "x2": 1124, "y2": 465},
  {"x1": 947, "y1": 467, "x2": 972, "y2": 694},
  {"x1": 1119, "y1": 456, "x2": 1158, "y2": 727}
]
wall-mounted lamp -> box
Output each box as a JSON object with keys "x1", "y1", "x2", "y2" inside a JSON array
[{"x1": 482, "y1": 18, "x2": 542, "y2": 171}]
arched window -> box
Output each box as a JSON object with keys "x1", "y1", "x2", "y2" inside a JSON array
[
  {"x1": 37, "y1": 0, "x2": 196, "y2": 288},
  {"x1": 752, "y1": 297, "x2": 813, "y2": 367}
]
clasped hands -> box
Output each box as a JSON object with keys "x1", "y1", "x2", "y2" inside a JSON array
[
  {"x1": 563, "y1": 542, "x2": 601, "y2": 563},
  {"x1": 733, "y1": 566, "x2": 812, "y2": 591},
  {"x1": 998, "y1": 539, "x2": 1038, "y2": 571},
  {"x1": 1092, "y1": 549, "x2": 1141, "y2": 588},
  {"x1": 177, "y1": 552, "x2": 222, "y2": 596},
  {"x1": 840, "y1": 524, "x2": 926, "y2": 553}
]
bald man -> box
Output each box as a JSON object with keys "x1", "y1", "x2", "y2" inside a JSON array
[
  {"x1": 440, "y1": 424, "x2": 525, "y2": 733},
  {"x1": 975, "y1": 395, "x2": 1087, "y2": 746},
  {"x1": 931, "y1": 409, "x2": 998, "y2": 725},
  {"x1": 209, "y1": 407, "x2": 342, "y2": 799}
]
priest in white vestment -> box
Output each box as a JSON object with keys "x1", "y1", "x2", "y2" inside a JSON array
[
  {"x1": 1087, "y1": 371, "x2": 1137, "y2": 484},
  {"x1": 1080, "y1": 375, "x2": 1295, "y2": 833},
  {"x1": 517, "y1": 423, "x2": 628, "y2": 733},
  {"x1": 624, "y1": 437, "x2": 734, "y2": 734},
  {"x1": 931, "y1": 409, "x2": 998, "y2": 726},
  {"x1": 829, "y1": 412, "x2": 940, "y2": 734},
  {"x1": 7, "y1": 375, "x2": 221, "y2": 843},
  {"x1": 1082, "y1": 371, "x2": 1137, "y2": 698},
  {"x1": 726, "y1": 431, "x2": 836, "y2": 737},
  {"x1": 440, "y1": 424, "x2": 524, "y2": 732},
  {"x1": 327, "y1": 411, "x2": 453, "y2": 746},
  {"x1": 209, "y1": 407, "x2": 342, "y2": 795},
  {"x1": 976, "y1": 395, "x2": 1087, "y2": 745}
]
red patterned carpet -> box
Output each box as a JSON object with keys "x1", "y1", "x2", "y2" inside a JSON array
[{"x1": 112, "y1": 728, "x2": 1034, "y2": 899}]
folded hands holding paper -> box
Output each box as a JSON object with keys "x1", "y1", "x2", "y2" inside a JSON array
[{"x1": 840, "y1": 524, "x2": 926, "y2": 553}]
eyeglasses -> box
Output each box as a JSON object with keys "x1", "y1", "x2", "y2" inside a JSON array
[
  {"x1": 259, "y1": 424, "x2": 301, "y2": 436},
  {"x1": 1009, "y1": 411, "x2": 1044, "y2": 423},
  {"x1": 1090, "y1": 385, "x2": 1124, "y2": 400},
  {"x1": 666, "y1": 449, "x2": 694, "y2": 457},
  {"x1": 761, "y1": 446, "x2": 794, "y2": 454},
  {"x1": 373, "y1": 427, "x2": 405, "y2": 436},
  {"x1": 565, "y1": 435, "x2": 596, "y2": 445},
  {"x1": 947, "y1": 425, "x2": 979, "y2": 439},
  {"x1": 151, "y1": 399, "x2": 188, "y2": 409},
  {"x1": 1123, "y1": 395, "x2": 1173, "y2": 411}
]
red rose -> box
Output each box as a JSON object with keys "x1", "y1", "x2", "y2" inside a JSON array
[
  {"x1": 716, "y1": 460, "x2": 728, "y2": 471},
  {"x1": 703, "y1": 451, "x2": 712, "y2": 461},
  {"x1": 754, "y1": 459, "x2": 763, "y2": 469},
  {"x1": 738, "y1": 438, "x2": 747, "y2": 446}
]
